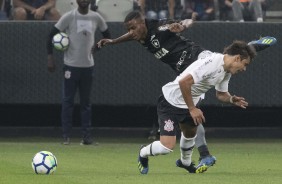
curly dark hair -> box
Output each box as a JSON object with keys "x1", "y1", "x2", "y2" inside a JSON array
[
  {"x1": 223, "y1": 40, "x2": 257, "y2": 61},
  {"x1": 124, "y1": 10, "x2": 143, "y2": 23}
]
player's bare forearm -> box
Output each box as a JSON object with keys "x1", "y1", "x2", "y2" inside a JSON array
[
  {"x1": 216, "y1": 91, "x2": 248, "y2": 109},
  {"x1": 112, "y1": 32, "x2": 133, "y2": 44},
  {"x1": 97, "y1": 33, "x2": 133, "y2": 48},
  {"x1": 216, "y1": 91, "x2": 232, "y2": 103},
  {"x1": 179, "y1": 75, "x2": 196, "y2": 110},
  {"x1": 169, "y1": 19, "x2": 194, "y2": 33},
  {"x1": 179, "y1": 74, "x2": 206, "y2": 125}
]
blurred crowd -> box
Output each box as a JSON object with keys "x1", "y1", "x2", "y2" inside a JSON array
[
  {"x1": 0, "y1": 0, "x2": 277, "y2": 22},
  {"x1": 134, "y1": 0, "x2": 274, "y2": 22}
]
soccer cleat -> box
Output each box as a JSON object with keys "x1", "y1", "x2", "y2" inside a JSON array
[
  {"x1": 248, "y1": 36, "x2": 277, "y2": 52},
  {"x1": 62, "y1": 137, "x2": 70, "y2": 145},
  {"x1": 197, "y1": 155, "x2": 216, "y2": 170},
  {"x1": 138, "y1": 145, "x2": 149, "y2": 174},
  {"x1": 80, "y1": 137, "x2": 94, "y2": 145},
  {"x1": 176, "y1": 159, "x2": 206, "y2": 173}
]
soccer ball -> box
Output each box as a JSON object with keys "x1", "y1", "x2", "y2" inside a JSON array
[
  {"x1": 52, "y1": 32, "x2": 69, "y2": 51},
  {"x1": 31, "y1": 151, "x2": 58, "y2": 174}
]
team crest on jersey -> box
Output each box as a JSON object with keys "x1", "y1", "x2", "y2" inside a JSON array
[
  {"x1": 65, "y1": 70, "x2": 71, "y2": 79},
  {"x1": 152, "y1": 39, "x2": 160, "y2": 48},
  {"x1": 164, "y1": 119, "x2": 174, "y2": 132}
]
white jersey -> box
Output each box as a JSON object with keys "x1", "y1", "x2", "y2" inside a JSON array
[
  {"x1": 55, "y1": 9, "x2": 108, "y2": 67},
  {"x1": 162, "y1": 52, "x2": 231, "y2": 109}
]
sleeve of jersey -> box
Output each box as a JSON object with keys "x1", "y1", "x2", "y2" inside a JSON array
[
  {"x1": 55, "y1": 12, "x2": 71, "y2": 31},
  {"x1": 215, "y1": 73, "x2": 231, "y2": 92},
  {"x1": 97, "y1": 13, "x2": 108, "y2": 32}
]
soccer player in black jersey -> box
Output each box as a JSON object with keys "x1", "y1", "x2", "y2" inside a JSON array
[{"x1": 97, "y1": 11, "x2": 276, "y2": 173}]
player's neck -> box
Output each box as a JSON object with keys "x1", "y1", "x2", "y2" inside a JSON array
[{"x1": 223, "y1": 54, "x2": 232, "y2": 72}]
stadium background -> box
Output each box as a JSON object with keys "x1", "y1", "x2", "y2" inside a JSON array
[{"x1": 0, "y1": 22, "x2": 281, "y2": 131}]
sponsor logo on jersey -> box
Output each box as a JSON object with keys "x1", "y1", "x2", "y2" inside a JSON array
[
  {"x1": 164, "y1": 119, "x2": 174, "y2": 132},
  {"x1": 154, "y1": 48, "x2": 169, "y2": 59},
  {"x1": 176, "y1": 51, "x2": 190, "y2": 71}
]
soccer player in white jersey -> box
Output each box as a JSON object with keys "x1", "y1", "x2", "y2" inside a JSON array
[
  {"x1": 46, "y1": 0, "x2": 110, "y2": 145},
  {"x1": 98, "y1": 11, "x2": 276, "y2": 170},
  {"x1": 137, "y1": 40, "x2": 256, "y2": 174}
]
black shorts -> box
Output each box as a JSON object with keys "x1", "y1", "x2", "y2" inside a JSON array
[{"x1": 157, "y1": 95, "x2": 196, "y2": 136}]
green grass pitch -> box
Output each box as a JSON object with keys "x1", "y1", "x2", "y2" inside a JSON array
[{"x1": 0, "y1": 137, "x2": 282, "y2": 184}]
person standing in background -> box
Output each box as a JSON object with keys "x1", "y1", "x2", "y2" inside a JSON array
[
  {"x1": 232, "y1": 0, "x2": 264, "y2": 22},
  {"x1": 46, "y1": 0, "x2": 110, "y2": 145}
]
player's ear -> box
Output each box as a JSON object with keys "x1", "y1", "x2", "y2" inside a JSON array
[{"x1": 235, "y1": 55, "x2": 241, "y2": 62}]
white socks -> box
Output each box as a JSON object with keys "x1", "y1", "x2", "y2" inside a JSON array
[
  {"x1": 140, "y1": 134, "x2": 196, "y2": 167},
  {"x1": 180, "y1": 133, "x2": 196, "y2": 166},
  {"x1": 195, "y1": 124, "x2": 207, "y2": 148},
  {"x1": 140, "y1": 141, "x2": 173, "y2": 158}
]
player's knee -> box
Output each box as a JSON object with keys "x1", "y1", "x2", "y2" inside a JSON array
[
  {"x1": 182, "y1": 127, "x2": 197, "y2": 138},
  {"x1": 153, "y1": 141, "x2": 173, "y2": 155},
  {"x1": 160, "y1": 139, "x2": 176, "y2": 150}
]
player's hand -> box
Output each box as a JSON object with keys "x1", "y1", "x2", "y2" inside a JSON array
[
  {"x1": 230, "y1": 95, "x2": 248, "y2": 109},
  {"x1": 97, "y1": 39, "x2": 113, "y2": 48},
  {"x1": 180, "y1": 19, "x2": 194, "y2": 29},
  {"x1": 168, "y1": 23, "x2": 185, "y2": 33},
  {"x1": 47, "y1": 55, "x2": 56, "y2": 73},
  {"x1": 189, "y1": 107, "x2": 206, "y2": 125}
]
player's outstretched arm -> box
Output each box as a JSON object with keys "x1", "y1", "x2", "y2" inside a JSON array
[
  {"x1": 216, "y1": 91, "x2": 248, "y2": 109},
  {"x1": 97, "y1": 32, "x2": 133, "y2": 48},
  {"x1": 168, "y1": 19, "x2": 194, "y2": 33}
]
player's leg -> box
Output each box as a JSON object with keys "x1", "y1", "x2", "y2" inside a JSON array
[
  {"x1": 147, "y1": 121, "x2": 160, "y2": 140},
  {"x1": 195, "y1": 124, "x2": 216, "y2": 168},
  {"x1": 61, "y1": 65, "x2": 78, "y2": 145},
  {"x1": 138, "y1": 95, "x2": 176, "y2": 174},
  {"x1": 79, "y1": 67, "x2": 94, "y2": 145},
  {"x1": 177, "y1": 122, "x2": 207, "y2": 173},
  {"x1": 138, "y1": 136, "x2": 174, "y2": 174},
  {"x1": 248, "y1": 36, "x2": 277, "y2": 52}
]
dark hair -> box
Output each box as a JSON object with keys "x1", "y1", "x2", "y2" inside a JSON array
[
  {"x1": 223, "y1": 40, "x2": 257, "y2": 61},
  {"x1": 124, "y1": 10, "x2": 143, "y2": 23}
]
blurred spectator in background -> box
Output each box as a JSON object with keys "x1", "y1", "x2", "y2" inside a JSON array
[
  {"x1": 260, "y1": 0, "x2": 273, "y2": 18},
  {"x1": 232, "y1": 0, "x2": 263, "y2": 22},
  {"x1": 90, "y1": 0, "x2": 98, "y2": 11},
  {"x1": 181, "y1": 0, "x2": 215, "y2": 21},
  {"x1": 218, "y1": 0, "x2": 234, "y2": 21},
  {"x1": 0, "y1": 0, "x2": 11, "y2": 20},
  {"x1": 174, "y1": 0, "x2": 184, "y2": 20},
  {"x1": 13, "y1": 0, "x2": 61, "y2": 20},
  {"x1": 139, "y1": 0, "x2": 175, "y2": 19}
]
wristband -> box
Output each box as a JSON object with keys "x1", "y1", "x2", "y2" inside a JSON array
[{"x1": 229, "y1": 96, "x2": 234, "y2": 103}]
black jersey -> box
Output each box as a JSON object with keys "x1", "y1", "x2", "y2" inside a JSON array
[{"x1": 141, "y1": 19, "x2": 205, "y2": 74}]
